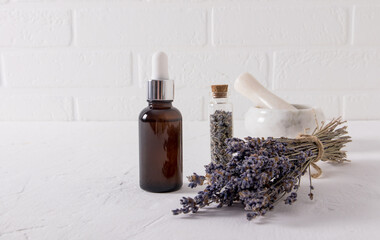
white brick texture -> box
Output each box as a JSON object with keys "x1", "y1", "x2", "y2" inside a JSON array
[
  {"x1": 344, "y1": 95, "x2": 380, "y2": 120},
  {"x1": 4, "y1": 51, "x2": 132, "y2": 87},
  {"x1": 75, "y1": 7, "x2": 206, "y2": 46},
  {"x1": 354, "y1": 6, "x2": 380, "y2": 45},
  {"x1": 0, "y1": 96, "x2": 72, "y2": 121},
  {"x1": 0, "y1": 9, "x2": 71, "y2": 47},
  {"x1": 274, "y1": 50, "x2": 380, "y2": 90},
  {"x1": 77, "y1": 96, "x2": 145, "y2": 121},
  {"x1": 0, "y1": 0, "x2": 379, "y2": 121},
  {"x1": 213, "y1": 6, "x2": 348, "y2": 46},
  {"x1": 175, "y1": 90, "x2": 203, "y2": 121}
]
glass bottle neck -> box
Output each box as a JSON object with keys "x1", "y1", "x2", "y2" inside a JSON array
[
  {"x1": 210, "y1": 97, "x2": 229, "y2": 104},
  {"x1": 148, "y1": 100, "x2": 173, "y2": 109}
]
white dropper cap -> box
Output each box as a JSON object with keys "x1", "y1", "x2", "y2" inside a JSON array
[
  {"x1": 148, "y1": 51, "x2": 174, "y2": 101},
  {"x1": 151, "y1": 52, "x2": 169, "y2": 80}
]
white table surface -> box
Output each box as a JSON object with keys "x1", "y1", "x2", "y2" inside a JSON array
[{"x1": 0, "y1": 121, "x2": 379, "y2": 240}]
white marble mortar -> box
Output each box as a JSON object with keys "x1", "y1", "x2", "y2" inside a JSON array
[{"x1": 244, "y1": 104, "x2": 325, "y2": 138}]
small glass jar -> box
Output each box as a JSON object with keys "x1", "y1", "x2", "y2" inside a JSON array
[{"x1": 209, "y1": 85, "x2": 233, "y2": 165}]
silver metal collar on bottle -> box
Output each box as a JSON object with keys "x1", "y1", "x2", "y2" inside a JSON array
[{"x1": 147, "y1": 79, "x2": 174, "y2": 101}]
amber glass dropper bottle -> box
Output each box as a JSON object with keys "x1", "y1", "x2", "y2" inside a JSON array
[{"x1": 138, "y1": 52, "x2": 183, "y2": 193}]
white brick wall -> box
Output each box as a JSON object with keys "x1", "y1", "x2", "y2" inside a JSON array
[
  {"x1": 0, "y1": 96, "x2": 72, "y2": 121},
  {"x1": 77, "y1": 96, "x2": 144, "y2": 121},
  {"x1": 75, "y1": 7, "x2": 206, "y2": 47},
  {"x1": 0, "y1": 9, "x2": 71, "y2": 47},
  {"x1": 0, "y1": 0, "x2": 379, "y2": 121},
  {"x1": 353, "y1": 6, "x2": 380, "y2": 45},
  {"x1": 213, "y1": 6, "x2": 348, "y2": 46},
  {"x1": 343, "y1": 95, "x2": 380, "y2": 120},
  {"x1": 4, "y1": 51, "x2": 132, "y2": 87},
  {"x1": 274, "y1": 50, "x2": 380, "y2": 90}
]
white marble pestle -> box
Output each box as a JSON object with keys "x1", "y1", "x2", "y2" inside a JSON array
[{"x1": 234, "y1": 72, "x2": 297, "y2": 110}]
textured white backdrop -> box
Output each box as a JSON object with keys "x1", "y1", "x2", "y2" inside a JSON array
[{"x1": 0, "y1": 0, "x2": 379, "y2": 121}]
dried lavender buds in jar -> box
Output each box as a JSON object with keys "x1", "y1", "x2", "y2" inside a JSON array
[
  {"x1": 210, "y1": 110, "x2": 232, "y2": 164},
  {"x1": 209, "y1": 84, "x2": 233, "y2": 165}
]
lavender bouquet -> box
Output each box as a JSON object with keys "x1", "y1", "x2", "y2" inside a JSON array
[{"x1": 172, "y1": 118, "x2": 351, "y2": 220}]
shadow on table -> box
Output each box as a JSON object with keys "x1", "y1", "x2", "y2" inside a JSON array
[{"x1": 178, "y1": 204, "x2": 246, "y2": 219}]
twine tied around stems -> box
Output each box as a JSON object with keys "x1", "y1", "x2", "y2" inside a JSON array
[{"x1": 297, "y1": 134, "x2": 324, "y2": 178}]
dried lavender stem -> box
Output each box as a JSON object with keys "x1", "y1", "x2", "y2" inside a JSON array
[{"x1": 173, "y1": 117, "x2": 351, "y2": 220}]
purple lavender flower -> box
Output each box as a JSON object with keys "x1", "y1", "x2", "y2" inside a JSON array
[
  {"x1": 172, "y1": 118, "x2": 352, "y2": 221},
  {"x1": 172, "y1": 136, "x2": 315, "y2": 220},
  {"x1": 284, "y1": 192, "x2": 297, "y2": 205},
  {"x1": 187, "y1": 173, "x2": 205, "y2": 188}
]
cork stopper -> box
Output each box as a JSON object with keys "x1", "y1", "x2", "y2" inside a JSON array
[{"x1": 211, "y1": 84, "x2": 228, "y2": 98}]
